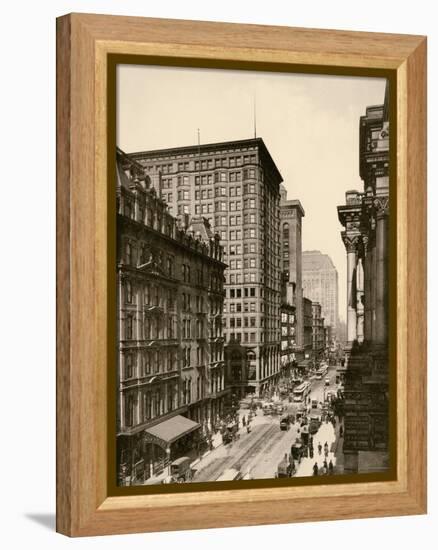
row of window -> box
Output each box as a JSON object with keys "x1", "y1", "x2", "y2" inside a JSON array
[
  {"x1": 123, "y1": 366, "x2": 226, "y2": 428},
  {"x1": 124, "y1": 383, "x2": 178, "y2": 427},
  {"x1": 228, "y1": 302, "x2": 257, "y2": 313},
  {"x1": 229, "y1": 287, "x2": 257, "y2": 298},
  {"x1": 225, "y1": 270, "x2": 259, "y2": 284},
  {"x1": 124, "y1": 315, "x2": 221, "y2": 341},
  {"x1": 228, "y1": 258, "x2": 258, "y2": 270},
  {"x1": 181, "y1": 318, "x2": 206, "y2": 340},
  {"x1": 123, "y1": 349, "x2": 177, "y2": 380},
  {"x1": 229, "y1": 317, "x2": 257, "y2": 328},
  {"x1": 224, "y1": 303, "x2": 281, "y2": 316},
  {"x1": 214, "y1": 213, "x2": 258, "y2": 226},
  {"x1": 227, "y1": 228, "x2": 258, "y2": 240},
  {"x1": 145, "y1": 154, "x2": 258, "y2": 175},
  {"x1": 162, "y1": 172, "x2": 261, "y2": 191}
]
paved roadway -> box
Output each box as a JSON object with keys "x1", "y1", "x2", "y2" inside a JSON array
[{"x1": 192, "y1": 364, "x2": 340, "y2": 482}]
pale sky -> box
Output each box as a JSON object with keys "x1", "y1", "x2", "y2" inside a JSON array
[{"x1": 117, "y1": 65, "x2": 387, "y2": 322}]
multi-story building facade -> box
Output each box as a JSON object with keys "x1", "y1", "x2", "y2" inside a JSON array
[
  {"x1": 280, "y1": 186, "x2": 305, "y2": 359},
  {"x1": 337, "y1": 83, "x2": 390, "y2": 473},
  {"x1": 116, "y1": 149, "x2": 227, "y2": 483},
  {"x1": 311, "y1": 302, "x2": 325, "y2": 358},
  {"x1": 128, "y1": 138, "x2": 283, "y2": 396},
  {"x1": 280, "y1": 301, "x2": 296, "y2": 378},
  {"x1": 303, "y1": 297, "x2": 313, "y2": 361},
  {"x1": 302, "y1": 250, "x2": 339, "y2": 339}
]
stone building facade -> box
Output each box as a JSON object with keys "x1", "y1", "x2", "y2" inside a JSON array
[
  {"x1": 116, "y1": 149, "x2": 227, "y2": 483},
  {"x1": 337, "y1": 83, "x2": 390, "y2": 473},
  {"x1": 280, "y1": 187, "x2": 305, "y2": 360},
  {"x1": 311, "y1": 302, "x2": 325, "y2": 359},
  {"x1": 128, "y1": 138, "x2": 283, "y2": 397},
  {"x1": 303, "y1": 297, "x2": 313, "y2": 360},
  {"x1": 280, "y1": 300, "x2": 296, "y2": 378}
]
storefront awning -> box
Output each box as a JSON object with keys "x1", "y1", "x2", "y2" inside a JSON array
[{"x1": 144, "y1": 415, "x2": 201, "y2": 449}]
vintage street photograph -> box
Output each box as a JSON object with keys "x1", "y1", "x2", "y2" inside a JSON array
[{"x1": 115, "y1": 65, "x2": 390, "y2": 486}]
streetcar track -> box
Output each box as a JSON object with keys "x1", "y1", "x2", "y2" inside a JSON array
[
  {"x1": 230, "y1": 425, "x2": 283, "y2": 472},
  {"x1": 193, "y1": 422, "x2": 278, "y2": 482}
]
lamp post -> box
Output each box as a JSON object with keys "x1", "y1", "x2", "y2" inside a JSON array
[{"x1": 166, "y1": 446, "x2": 171, "y2": 476}]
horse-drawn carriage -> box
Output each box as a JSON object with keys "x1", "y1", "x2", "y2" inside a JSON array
[
  {"x1": 222, "y1": 421, "x2": 239, "y2": 445},
  {"x1": 291, "y1": 441, "x2": 306, "y2": 462}
]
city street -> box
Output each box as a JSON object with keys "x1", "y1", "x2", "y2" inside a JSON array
[{"x1": 192, "y1": 364, "x2": 340, "y2": 482}]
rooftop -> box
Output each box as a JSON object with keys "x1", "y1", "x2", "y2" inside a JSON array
[
  {"x1": 127, "y1": 137, "x2": 283, "y2": 184},
  {"x1": 302, "y1": 251, "x2": 337, "y2": 272}
]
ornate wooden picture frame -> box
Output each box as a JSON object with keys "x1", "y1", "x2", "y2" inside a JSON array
[{"x1": 56, "y1": 13, "x2": 427, "y2": 536}]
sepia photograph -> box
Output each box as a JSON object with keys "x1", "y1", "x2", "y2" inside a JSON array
[{"x1": 114, "y1": 64, "x2": 391, "y2": 487}]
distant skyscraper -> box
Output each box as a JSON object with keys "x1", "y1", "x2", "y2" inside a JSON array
[{"x1": 302, "y1": 251, "x2": 339, "y2": 337}]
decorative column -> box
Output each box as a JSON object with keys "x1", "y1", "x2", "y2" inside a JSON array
[
  {"x1": 342, "y1": 234, "x2": 360, "y2": 346},
  {"x1": 135, "y1": 283, "x2": 142, "y2": 345},
  {"x1": 362, "y1": 235, "x2": 372, "y2": 342},
  {"x1": 118, "y1": 272, "x2": 125, "y2": 431},
  {"x1": 374, "y1": 196, "x2": 389, "y2": 346},
  {"x1": 371, "y1": 237, "x2": 377, "y2": 343},
  {"x1": 356, "y1": 257, "x2": 364, "y2": 343}
]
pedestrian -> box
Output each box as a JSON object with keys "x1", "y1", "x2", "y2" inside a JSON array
[
  {"x1": 242, "y1": 416, "x2": 246, "y2": 427},
  {"x1": 309, "y1": 447, "x2": 314, "y2": 459},
  {"x1": 312, "y1": 462, "x2": 319, "y2": 476},
  {"x1": 323, "y1": 464, "x2": 328, "y2": 475},
  {"x1": 328, "y1": 460, "x2": 334, "y2": 475},
  {"x1": 323, "y1": 459, "x2": 328, "y2": 470},
  {"x1": 247, "y1": 424, "x2": 251, "y2": 434},
  {"x1": 318, "y1": 443, "x2": 322, "y2": 455}
]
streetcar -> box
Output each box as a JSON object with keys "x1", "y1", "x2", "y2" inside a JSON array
[
  {"x1": 315, "y1": 364, "x2": 329, "y2": 379},
  {"x1": 292, "y1": 382, "x2": 311, "y2": 404}
]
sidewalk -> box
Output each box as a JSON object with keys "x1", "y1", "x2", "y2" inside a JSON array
[{"x1": 330, "y1": 421, "x2": 344, "y2": 474}]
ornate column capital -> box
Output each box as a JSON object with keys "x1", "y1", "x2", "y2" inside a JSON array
[
  {"x1": 341, "y1": 233, "x2": 361, "y2": 254},
  {"x1": 374, "y1": 196, "x2": 389, "y2": 219}
]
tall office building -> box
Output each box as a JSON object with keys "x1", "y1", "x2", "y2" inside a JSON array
[
  {"x1": 128, "y1": 138, "x2": 283, "y2": 396},
  {"x1": 302, "y1": 250, "x2": 339, "y2": 338},
  {"x1": 280, "y1": 185, "x2": 305, "y2": 357}
]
